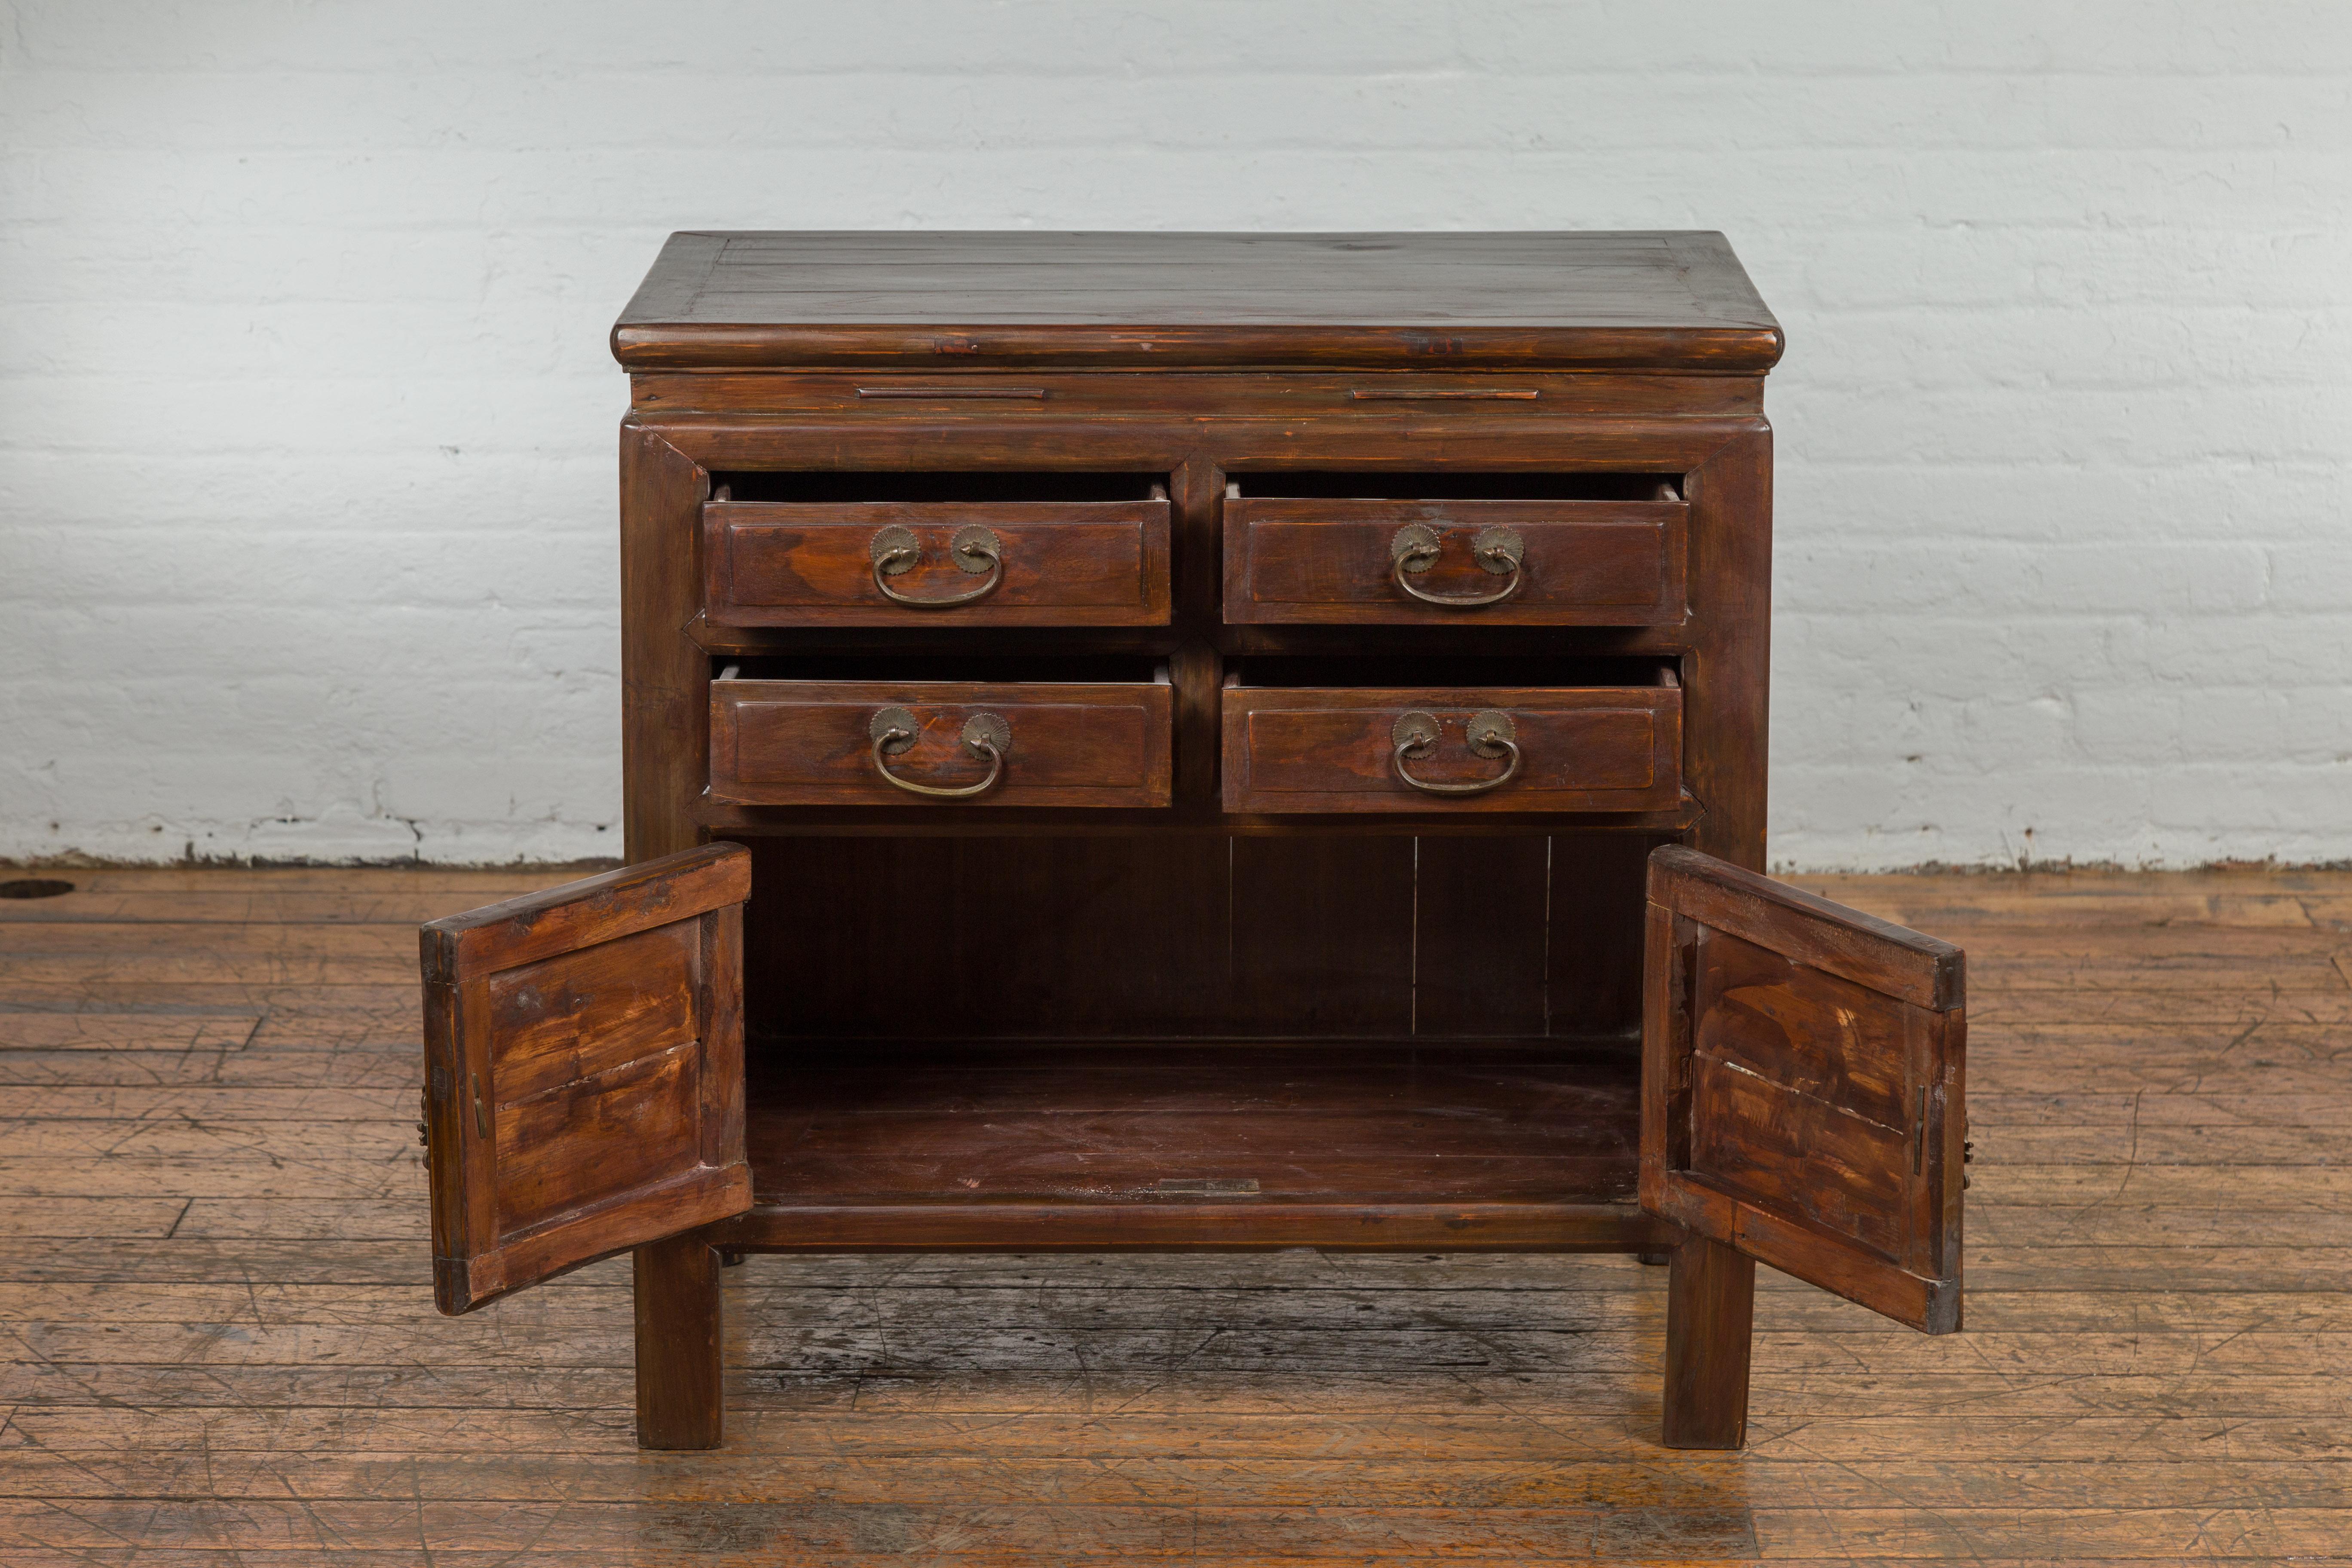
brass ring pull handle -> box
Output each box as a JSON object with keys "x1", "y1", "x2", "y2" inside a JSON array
[
  {"x1": 1391, "y1": 710, "x2": 1521, "y2": 796},
  {"x1": 870, "y1": 524, "x2": 1004, "y2": 608},
  {"x1": 1390, "y1": 524, "x2": 1526, "y2": 608},
  {"x1": 869, "y1": 707, "x2": 1011, "y2": 798}
]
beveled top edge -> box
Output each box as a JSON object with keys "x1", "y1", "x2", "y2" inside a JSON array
[{"x1": 612, "y1": 231, "x2": 1785, "y2": 374}]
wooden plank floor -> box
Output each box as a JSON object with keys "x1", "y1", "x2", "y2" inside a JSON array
[{"x1": 3, "y1": 865, "x2": 2349, "y2": 1565}]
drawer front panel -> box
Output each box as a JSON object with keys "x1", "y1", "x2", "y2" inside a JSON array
[
  {"x1": 712, "y1": 681, "x2": 1173, "y2": 808},
  {"x1": 705, "y1": 500, "x2": 1170, "y2": 626},
  {"x1": 1224, "y1": 499, "x2": 1686, "y2": 625},
  {"x1": 1222, "y1": 687, "x2": 1681, "y2": 815}
]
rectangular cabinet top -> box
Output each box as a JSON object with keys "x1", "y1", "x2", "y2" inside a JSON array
[{"x1": 613, "y1": 231, "x2": 1782, "y2": 374}]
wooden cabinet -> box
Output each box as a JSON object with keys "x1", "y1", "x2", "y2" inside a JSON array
[{"x1": 419, "y1": 232, "x2": 1967, "y2": 1454}]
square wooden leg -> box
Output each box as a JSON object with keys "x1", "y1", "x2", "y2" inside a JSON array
[
  {"x1": 634, "y1": 1232, "x2": 724, "y2": 1449},
  {"x1": 1662, "y1": 1232, "x2": 1755, "y2": 1449}
]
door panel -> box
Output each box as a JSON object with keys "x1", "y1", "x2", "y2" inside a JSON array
[
  {"x1": 420, "y1": 844, "x2": 752, "y2": 1315},
  {"x1": 484, "y1": 922, "x2": 701, "y2": 1101},
  {"x1": 1642, "y1": 846, "x2": 1966, "y2": 1333}
]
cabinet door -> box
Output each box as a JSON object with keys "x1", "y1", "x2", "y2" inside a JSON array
[
  {"x1": 419, "y1": 845, "x2": 751, "y2": 1314},
  {"x1": 1642, "y1": 847, "x2": 1966, "y2": 1332}
]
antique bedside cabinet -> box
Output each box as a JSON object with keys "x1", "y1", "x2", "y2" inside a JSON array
[{"x1": 417, "y1": 232, "x2": 1967, "y2": 1452}]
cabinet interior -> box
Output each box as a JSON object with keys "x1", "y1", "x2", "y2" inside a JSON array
[{"x1": 737, "y1": 831, "x2": 1662, "y2": 1209}]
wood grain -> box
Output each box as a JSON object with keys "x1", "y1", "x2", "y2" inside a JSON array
[
  {"x1": 1224, "y1": 495, "x2": 1687, "y2": 626},
  {"x1": 417, "y1": 848, "x2": 752, "y2": 1315},
  {"x1": 735, "y1": 1045, "x2": 1643, "y2": 1220},
  {"x1": 1221, "y1": 685, "x2": 1683, "y2": 815},
  {"x1": 619, "y1": 426, "x2": 707, "y2": 862},
  {"x1": 628, "y1": 368, "x2": 1769, "y2": 422},
  {"x1": 705, "y1": 497, "x2": 1171, "y2": 627},
  {"x1": 613, "y1": 230, "x2": 1785, "y2": 373},
  {"x1": 1644, "y1": 848, "x2": 1967, "y2": 1335},
  {"x1": 710, "y1": 679, "x2": 1174, "y2": 808}
]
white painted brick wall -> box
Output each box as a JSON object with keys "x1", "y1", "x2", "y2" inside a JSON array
[{"x1": 3, "y1": 1, "x2": 2347, "y2": 869}]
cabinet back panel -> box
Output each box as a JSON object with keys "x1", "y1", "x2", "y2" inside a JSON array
[{"x1": 743, "y1": 833, "x2": 1657, "y2": 1042}]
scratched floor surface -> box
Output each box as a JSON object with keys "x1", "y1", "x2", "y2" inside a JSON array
[{"x1": 3, "y1": 865, "x2": 2350, "y2": 1564}]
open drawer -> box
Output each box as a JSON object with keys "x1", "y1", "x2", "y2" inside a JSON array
[
  {"x1": 1222, "y1": 472, "x2": 1687, "y2": 626},
  {"x1": 710, "y1": 659, "x2": 1173, "y2": 808},
  {"x1": 1220, "y1": 658, "x2": 1682, "y2": 815},
  {"x1": 702, "y1": 472, "x2": 1170, "y2": 628}
]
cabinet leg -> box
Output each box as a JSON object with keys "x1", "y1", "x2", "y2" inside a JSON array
[
  {"x1": 633, "y1": 1233, "x2": 723, "y2": 1450},
  {"x1": 1661, "y1": 1233, "x2": 1755, "y2": 1449}
]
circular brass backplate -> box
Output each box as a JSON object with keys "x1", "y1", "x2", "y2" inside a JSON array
[
  {"x1": 1391, "y1": 710, "x2": 1442, "y2": 751},
  {"x1": 869, "y1": 525, "x2": 921, "y2": 576},
  {"x1": 1472, "y1": 526, "x2": 1525, "y2": 574},
  {"x1": 949, "y1": 524, "x2": 1001, "y2": 574},
  {"x1": 1465, "y1": 710, "x2": 1517, "y2": 756},
  {"x1": 1389, "y1": 523, "x2": 1442, "y2": 572},
  {"x1": 868, "y1": 706, "x2": 921, "y2": 754},
  {"x1": 960, "y1": 711, "x2": 1013, "y2": 755}
]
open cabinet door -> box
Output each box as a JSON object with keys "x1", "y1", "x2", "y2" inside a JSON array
[
  {"x1": 1642, "y1": 846, "x2": 1966, "y2": 1333},
  {"x1": 419, "y1": 844, "x2": 752, "y2": 1315}
]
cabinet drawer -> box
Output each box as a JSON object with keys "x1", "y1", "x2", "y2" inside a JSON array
[
  {"x1": 1223, "y1": 478, "x2": 1686, "y2": 626},
  {"x1": 1221, "y1": 681, "x2": 1681, "y2": 815},
  {"x1": 711, "y1": 677, "x2": 1173, "y2": 808},
  {"x1": 704, "y1": 496, "x2": 1170, "y2": 627}
]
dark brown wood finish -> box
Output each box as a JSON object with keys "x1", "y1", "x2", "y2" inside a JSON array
[
  {"x1": 737, "y1": 835, "x2": 1632, "y2": 1043},
  {"x1": 619, "y1": 428, "x2": 709, "y2": 863},
  {"x1": 709, "y1": 677, "x2": 1174, "y2": 808},
  {"x1": 1680, "y1": 426, "x2": 1773, "y2": 870},
  {"x1": 708, "y1": 1041, "x2": 1666, "y2": 1255},
  {"x1": 631, "y1": 368, "x2": 1769, "y2": 421},
  {"x1": 614, "y1": 231, "x2": 1785, "y2": 372},
  {"x1": 416, "y1": 845, "x2": 751, "y2": 1315},
  {"x1": 1220, "y1": 683, "x2": 1684, "y2": 815},
  {"x1": 1224, "y1": 494, "x2": 1687, "y2": 626},
  {"x1": 740, "y1": 1045, "x2": 1645, "y2": 1206},
  {"x1": 1642, "y1": 846, "x2": 1968, "y2": 1334},
  {"x1": 704, "y1": 497, "x2": 1171, "y2": 627},
  {"x1": 426, "y1": 231, "x2": 1950, "y2": 1453},
  {"x1": 712, "y1": 1199, "x2": 1673, "y2": 1255},
  {"x1": 632, "y1": 1231, "x2": 724, "y2": 1450},
  {"x1": 1663, "y1": 1232, "x2": 1757, "y2": 1449}
]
